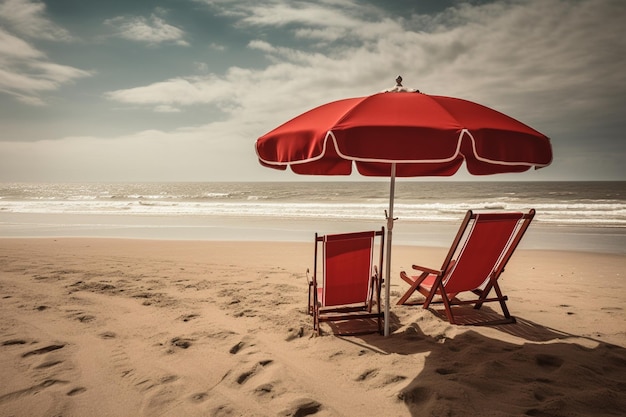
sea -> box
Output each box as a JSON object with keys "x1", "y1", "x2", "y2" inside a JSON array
[{"x1": 1, "y1": 181, "x2": 625, "y2": 254}]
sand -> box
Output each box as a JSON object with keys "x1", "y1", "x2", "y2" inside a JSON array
[{"x1": 0, "y1": 238, "x2": 624, "y2": 417}]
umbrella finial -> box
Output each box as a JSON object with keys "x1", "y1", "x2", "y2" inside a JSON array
[{"x1": 382, "y1": 76, "x2": 419, "y2": 93}]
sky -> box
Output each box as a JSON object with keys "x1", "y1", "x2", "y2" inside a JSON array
[{"x1": 0, "y1": 0, "x2": 624, "y2": 182}]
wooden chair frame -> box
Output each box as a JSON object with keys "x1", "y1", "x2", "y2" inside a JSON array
[
  {"x1": 397, "y1": 210, "x2": 535, "y2": 325},
  {"x1": 308, "y1": 228, "x2": 385, "y2": 335}
]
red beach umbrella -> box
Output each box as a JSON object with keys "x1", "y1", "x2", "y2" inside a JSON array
[{"x1": 255, "y1": 77, "x2": 553, "y2": 336}]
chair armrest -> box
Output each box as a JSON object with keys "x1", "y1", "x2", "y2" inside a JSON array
[
  {"x1": 400, "y1": 270, "x2": 433, "y2": 290},
  {"x1": 411, "y1": 264, "x2": 441, "y2": 275}
]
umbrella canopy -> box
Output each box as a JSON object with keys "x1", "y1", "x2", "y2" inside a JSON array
[
  {"x1": 256, "y1": 91, "x2": 552, "y2": 175},
  {"x1": 255, "y1": 78, "x2": 552, "y2": 335}
]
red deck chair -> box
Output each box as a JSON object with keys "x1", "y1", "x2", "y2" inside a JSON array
[
  {"x1": 397, "y1": 210, "x2": 535, "y2": 325},
  {"x1": 308, "y1": 228, "x2": 385, "y2": 335}
]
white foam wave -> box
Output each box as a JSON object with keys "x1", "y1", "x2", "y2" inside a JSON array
[{"x1": 1, "y1": 199, "x2": 625, "y2": 227}]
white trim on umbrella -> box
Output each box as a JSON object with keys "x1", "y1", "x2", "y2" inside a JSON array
[{"x1": 256, "y1": 129, "x2": 552, "y2": 168}]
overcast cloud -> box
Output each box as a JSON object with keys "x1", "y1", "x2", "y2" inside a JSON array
[{"x1": 0, "y1": 0, "x2": 624, "y2": 181}]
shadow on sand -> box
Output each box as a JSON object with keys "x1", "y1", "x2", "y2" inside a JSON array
[{"x1": 331, "y1": 306, "x2": 626, "y2": 417}]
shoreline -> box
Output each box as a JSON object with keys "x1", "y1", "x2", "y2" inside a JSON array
[{"x1": 2, "y1": 212, "x2": 625, "y2": 254}]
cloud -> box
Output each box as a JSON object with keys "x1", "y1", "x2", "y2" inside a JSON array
[
  {"x1": 105, "y1": 13, "x2": 189, "y2": 46},
  {"x1": 248, "y1": 40, "x2": 275, "y2": 53},
  {"x1": 0, "y1": 0, "x2": 72, "y2": 41},
  {"x1": 202, "y1": 0, "x2": 392, "y2": 44},
  {"x1": 155, "y1": 104, "x2": 181, "y2": 113},
  {"x1": 95, "y1": 0, "x2": 625, "y2": 182},
  {"x1": 0, "y1": 123, "x2": 266, "y2": 182},
  {"x1": 0, "y1": 1, "x2": 92, "y2": 105},
  {"x1": 422, "y1": 0, "x2": 626, "y2": 132},
  {"x1": 110, "y1": 0, "x2": 626, "y2": 117},
  {"x1": 210, "y1": 0, "x2": 626, "y2": 133},
  {"x1": 0, "y1": 27, "x2": 42, "y2": 59},
  {"x1": 0, "y1": 28, "x2": 92, "y2": 104},
  {"x1": 208, "y1": 42, "x2": 226, "y2": 51},
  {"x1": 105, "y1": 75, "x2": 234, "y2": 107},
  {"x1": 239, "y1": 2, "x2": 363, "y2": 30}
]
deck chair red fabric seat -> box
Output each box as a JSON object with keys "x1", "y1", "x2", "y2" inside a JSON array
[
  {"x1": 397, "y1": 210, "x2": 535, "y2": 325},
  {"x1": 308, "y1": 228, "x2": 385, "y2": 334}
]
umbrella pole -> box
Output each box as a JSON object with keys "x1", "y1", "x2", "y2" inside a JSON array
[{"x1": 384, "y1": 163, "x2": 396, "y2": 337}]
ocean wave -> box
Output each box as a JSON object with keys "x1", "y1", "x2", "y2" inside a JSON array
[
  {"x1": 1, "y1": 182, "x2": 625, "y2": 228},
  {"x1": 1, "y1": 199, "x2": 625, "y2": 227}
]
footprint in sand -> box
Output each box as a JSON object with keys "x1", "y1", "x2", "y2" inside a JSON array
[
  {"x1": 35, "y1": 360, "x2": 64, "y2": 369},
  {"x1": 170, "y1": 337, "x2": 193, "y2": 350},
  {"x1": 179, "y1": 313, "x2": 200, "y2": 322},
  {"x1": 236, "y1": 370, "x2": 255, "y2": 385},
  {"x1": 534, "y1": 354, "x2": 564, "y2": 369},
  {"x1": 235, "y1": 360, "x2": 274, "y2": 385},
  {"x1": 67, "y1": 387, "x2": 87, "y2": 396},
  {"x1": 356, "y1": 368, "x2": 379, "y2": 381},
  {"x1": 99, "y1": 331, "x2": 117, "y2": 339},
  {"x1": 285, "y1": 327, "x2": 304, "y2": 341},
  {"x1": 2, "y1": 339, "x2": 27, "y2": 346},
  {"x1": 228, "y1": 337, "x2": 260, "y2": 355},
  {"x1": 190, "y1": 392, "x2": 209, "y2": 403},
  {"x1": 254, "y1": 383, "x2": 274, "y2": 397},
  {"x1": 0, "y1": 379, "x2": 69, "y2": 403},
  {"x1": 280, "y1": 398, "x2": 322, "y2": 417},
  {"x1": 229, "y1": 341, "x2": 245, "y2": 354},
  {"x1": 397, "y1": 385, "x2": 432, "y2": 405},
  {"x1": 211, "y1": 404, "x2": 237, "y2": 417},
  {"x1": 22, "y1": 344, "x2": 65, "y2": 357},
  {"x1": 76, "y1": 314, "x2": 96, "y2": 323},
  {"x1": 159, "y1": 375, "x2": 179, "y2": 384},
  {"x1": 558, "y1": 304, "x2": 575, "y2": 315},
  {"x1": 382, "y1": 374, "x2": 407, "y2": 385},
  {"x1": 435, "y1": 367, "x2": 457, "y2": 376},
  {"x1": 355, "y1": 368, "x2": 407, "y2": 389},
  {"x1": 109, "y1": 344, "x2": 181, "y2": 399}
]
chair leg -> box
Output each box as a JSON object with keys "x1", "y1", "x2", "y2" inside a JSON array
[
  {"x1": 492, "y1": 282, "x2": 512, "y2": 320},
  {"x1": 313, "y1": 305, "x2": 321, "y2": 335},
  {"x1": 423, "y1": 274, "x2": 445, "y2": 309},
  {"x1": 397, "y1": 271, "x2": 429, "y2": 305},
  {"x1": 474, "y1": 280, "x2": 512, "y2": 321},
  {"x1": 439, "y1": 290, "x2": 457, "y2": 325},
  {"x1": 475, "y1": 276, "x2": 495, "y2": 310}
]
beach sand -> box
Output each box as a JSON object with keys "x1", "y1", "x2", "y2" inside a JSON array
[{"x1": 0, "y1": 238, "x2": 624, "y2": 417}]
